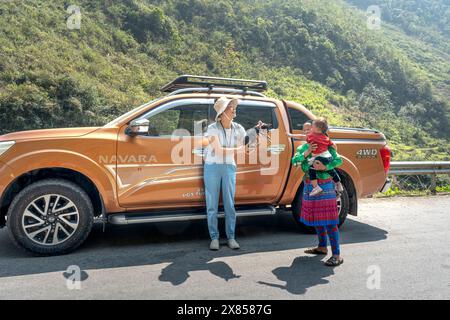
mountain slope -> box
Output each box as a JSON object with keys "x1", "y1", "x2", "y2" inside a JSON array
[
  {"x1": 0, "y1": 0, "x2": 448, "y2": 160},
  {"x1": 345, "y1": 0, "x2": 450, "y2": 100}
]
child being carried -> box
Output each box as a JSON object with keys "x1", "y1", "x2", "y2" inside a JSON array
[{"x1": 306, "y1": 118, "x2": 344, "y2": 197}]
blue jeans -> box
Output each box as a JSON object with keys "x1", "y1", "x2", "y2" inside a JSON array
[{"x1": 204, "y1": 163, "x2": 237, "y2": 240}]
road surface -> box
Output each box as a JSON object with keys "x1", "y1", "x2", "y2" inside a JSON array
[{"x1": 0, "y1": 195, "x2": 449, "y2": 299}]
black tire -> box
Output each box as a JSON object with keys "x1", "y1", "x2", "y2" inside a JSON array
[
  {"x1": 7, "y1": 179, "x2": 94, "y2": 256},
  {"x1": 291, "y1": 183, "x2": 349, "y2": 234}
]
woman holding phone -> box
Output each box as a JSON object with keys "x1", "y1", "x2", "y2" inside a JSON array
[{"x1": 201, "y1": 97, "x2": 265, "y2": 251}]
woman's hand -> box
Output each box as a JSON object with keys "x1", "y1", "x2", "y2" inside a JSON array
[
  {"x1": 313, "y1": 160, "x2": 327, "y2": 171},
  {"x1": 200, "y1": 136, "x2": 215, "y2": 147},
  {"x1": 255, "y1": 120, "x2": 272, "y2": 131},
  {"x1": 304, "y1": 143, "x2": 318, "y2": 158},
  {"x1": 255, "y1": 120, "x2": 263, "y2": 129}
]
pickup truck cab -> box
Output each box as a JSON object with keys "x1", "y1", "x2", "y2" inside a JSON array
[{"x1": 0, "y1": 75, "x2": 391, "y2": 255}]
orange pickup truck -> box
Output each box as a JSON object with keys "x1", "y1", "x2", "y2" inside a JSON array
[{"x1": 0, "y1": 75, "x2": 391, "y2": 255}]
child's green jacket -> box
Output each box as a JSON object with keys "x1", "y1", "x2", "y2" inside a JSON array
[{"x1": 291, "y1": 143, "x2": 343, "y2": 179}]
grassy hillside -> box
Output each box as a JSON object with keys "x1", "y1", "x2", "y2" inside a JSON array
[
  {"x1": 346, "y1": 0, "x2": 450, "y2": 101},
  {"x1": 0, "y1": 0, "x2": 448, "y2": 160}
]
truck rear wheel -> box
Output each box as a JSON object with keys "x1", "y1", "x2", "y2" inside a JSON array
[
  {"x1": 291, "y1": 183, "x2": 349, "y2": 233},
  {"x1": 7, "y1": 179, "x2": 94, "y2": 256}
]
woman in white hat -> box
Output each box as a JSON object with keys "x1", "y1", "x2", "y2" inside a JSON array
[{"x1": 202, "y1": 97, "x2": 263, "y2": 250}]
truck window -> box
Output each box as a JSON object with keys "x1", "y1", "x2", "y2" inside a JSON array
[
  {"x1": 141, "y1": 99, "x2": 213, "y2": 137},
  {"x1": 288, "y1": 108, "x2": 311, "y2": 130},
  {"x1": 213, "y1": 101, "x2": 278, "y2": 130}
]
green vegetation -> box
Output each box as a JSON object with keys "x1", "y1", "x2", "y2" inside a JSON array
[
  {"x1": 346, "y1": 0, "x2": 450, "y2": 106},
  {"x1": 0, "y1": 0, "x2": 448, "y2": 160},
  {"x1": 375, "y1": 188, "x2": 448, "y2": 198},
  {"x1": 376, "y1": 184, "x2": 450, "y2": 198}
]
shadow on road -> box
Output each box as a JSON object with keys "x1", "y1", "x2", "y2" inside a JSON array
[
  {"x1": 258, "y1": 255, "x2": 332, "y2": 295},
  {"x1": 160, "y1": 256, "x2": 241, "y2": 286},
  {"x1": 0, "y1": 212, "x2": 387, "y2": 288}
]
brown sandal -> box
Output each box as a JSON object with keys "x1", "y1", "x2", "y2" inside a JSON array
[
  {"x1": 304, "y1": 248, "x2": 328, "y2": 255},
  {"x1": 325, "y1": 256, "x2": 344, "y2": 266}
]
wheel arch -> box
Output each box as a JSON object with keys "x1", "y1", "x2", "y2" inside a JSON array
[
  {"x1": 336, "y1": 168, "x2": 358, "y2": 216},
  {"x1": 1, "y1": 168, "x2": 105, "y2": 227}
]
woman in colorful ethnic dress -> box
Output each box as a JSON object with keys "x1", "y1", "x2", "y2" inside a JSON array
[{"x1": 292, "y1": 120, "x2": 344, "y2": 267}]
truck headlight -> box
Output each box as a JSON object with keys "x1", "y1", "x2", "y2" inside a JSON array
[{"x1": 0, "y1": 141, "x2": 15, "y2": 157}]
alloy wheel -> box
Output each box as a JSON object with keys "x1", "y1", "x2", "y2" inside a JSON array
[{"x1": 21, "y1": 194, "x2": 80, "y2": 246}]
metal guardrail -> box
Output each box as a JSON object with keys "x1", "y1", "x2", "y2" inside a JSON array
[{"x1": 389, "y1": 161, "x2": 450, "y2": 194}]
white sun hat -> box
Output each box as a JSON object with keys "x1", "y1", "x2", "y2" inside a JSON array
[
  {"x1": 214, "y1": 97, "x2": 233, "y2": 122},
  {"x1": 214, "y1": 97, "x2": 241, "y2": 122}
]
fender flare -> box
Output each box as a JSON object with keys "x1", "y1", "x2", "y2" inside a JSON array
[{"x1": 3, "y1": 149, "x2": 120, "y2": 212}]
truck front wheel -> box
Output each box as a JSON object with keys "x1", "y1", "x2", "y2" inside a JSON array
[
  {"x1": 291, "y1": 183, "x2": 349, "y2": 233},
  {"x1": 7, "y1": 179, "x2": 94, "y2": 255}
]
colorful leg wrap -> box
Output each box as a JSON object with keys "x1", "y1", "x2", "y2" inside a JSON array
[
  {"x1": 325, "y1": 225, "x2": 340, "y2": 255},
  {"x1": 315, "y1": 226, "x2": 328, "y2": 248}
]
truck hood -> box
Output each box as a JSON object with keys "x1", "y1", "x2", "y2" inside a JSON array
[{"x1": 0, "y1": 127, "x2": 100, "y2": 142}]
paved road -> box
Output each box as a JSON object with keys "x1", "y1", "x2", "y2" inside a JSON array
[{"x1": 0, "y1": 195, "x2": 449, "y2": 299}]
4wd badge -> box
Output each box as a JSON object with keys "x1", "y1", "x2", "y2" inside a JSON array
[{"x1": 356, "y1": 149, "x2": 378, "y2": 159}]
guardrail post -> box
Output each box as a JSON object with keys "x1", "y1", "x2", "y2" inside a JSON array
[
  {"x1": 430, "y1": 174, "x2": 437, "y2": 195},
  {"x1": 392, "y1": 174, "x2": 397, "y2": 188}
]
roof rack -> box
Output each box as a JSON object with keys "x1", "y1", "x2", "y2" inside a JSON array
[
  {"x1": 168, "y1": 87, "x2": 266, "y2": 97},
  {"x1": 161, "y1": 75, "x2": 268, "y2": 93}
]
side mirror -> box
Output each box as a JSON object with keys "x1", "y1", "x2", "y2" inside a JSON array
[{"x1": 126, "y1": 118, "x2": 149, "y2": 136}]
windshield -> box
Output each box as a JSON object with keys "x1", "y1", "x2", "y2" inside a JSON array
[{"x1": 103, "y1": 98, "x2": 162, "y2": 127}]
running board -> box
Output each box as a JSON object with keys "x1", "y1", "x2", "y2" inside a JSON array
[{"x1": 108, "y1": 206, "x2": 276, "y2": 225}]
